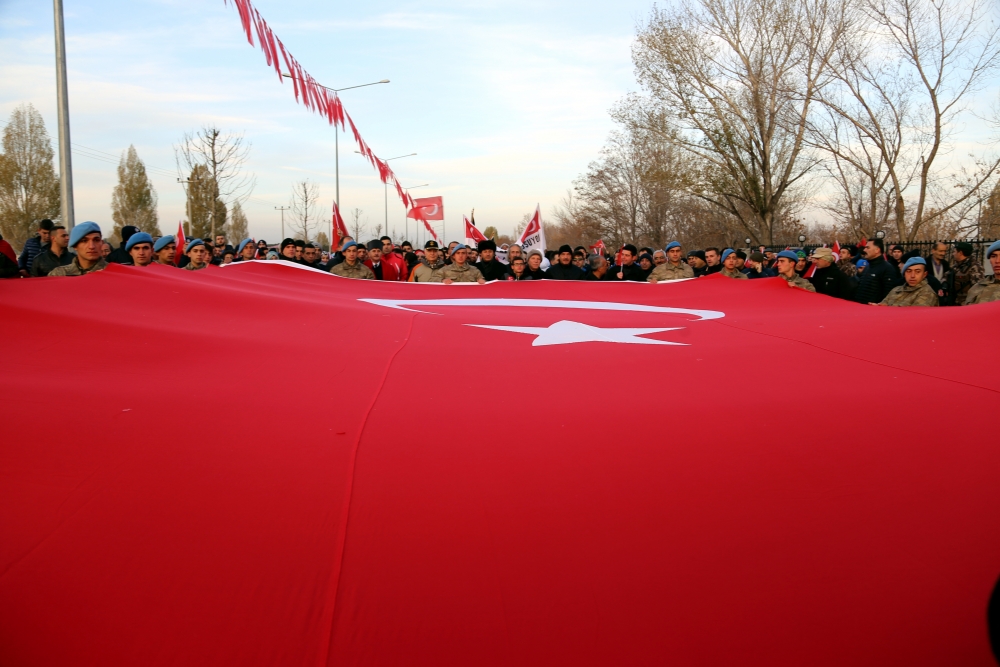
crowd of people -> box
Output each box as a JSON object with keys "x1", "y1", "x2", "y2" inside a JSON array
[{"x1": 3, "y1": 219, "x2": 999, "y2": 307}]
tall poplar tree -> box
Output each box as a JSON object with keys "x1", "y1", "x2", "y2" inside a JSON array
[
  {"x1": 0, "y1": 104, "x2": 60, "y2": 248},
  {"x1": 110, "y1": 145, "x2": 160, "y2": 245}
]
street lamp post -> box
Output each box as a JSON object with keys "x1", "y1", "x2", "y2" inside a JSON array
[
  {"x1": 356, "y1": 151, "x2": 416, "y2": 238},
  {"x1": 53, "y1": 0, "x2": 75, "y2": 229},
  {"x1": 281, "y1": 75, "x2": 389, "y2": 210}
]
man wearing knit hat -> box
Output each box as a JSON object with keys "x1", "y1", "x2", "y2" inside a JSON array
[
  {"x1": 49, "y1": 222, "x2": 108, "y2": 277},
  {"x1": 774, "y1": 250, "x2": 816, "y2": 292},
  {"x1": 279, "y1": 238, "x2": 299, "y2": 264},
  {"x1": 964, "y1": 240, "x2": 1000, "y2": 305},
  {"x1": 125, "y1": 232, "x2": 155, "y2": 267},
  {"x1": 183, "y1": 239, "x2": 210, "y2": 271},
  {"x1": 949, "y1": 241, "x2": 984, "y2": 305},
  {"x1": 743, "y1": 251, "x2": 775, "y2": 279},
  {"x1": 329, "y1": 241, "x2": 375, "y2": 280},
  {"x1": 107, "y1": 225, "x2": 139, "y2": 264},
  {"x1": 876, "y1": 257, "x2": 938, "y2": 306},
  {"x1": 544, "y1": 244, "x2": 584, "y2": 280},
  {"x1": 648, "y1": 241, "x2": 695, "y2": 283},
  {"x1": 686, "y1": 250, "x2": 708, "y2": 277},
  {"x1": 153, "y1": 236, "x2": 176, "y2": 266},
  {"x1": 718, "y1": 249, "x2": 748, "y2": 280}
]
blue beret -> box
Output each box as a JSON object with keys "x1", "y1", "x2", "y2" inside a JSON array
[
  {"x1": 153, "y1": 235, "x2": 175, "y2": 252},
  {"x1": 856, "y1": 259, "x2": 869, "y2": 268},
  {"x1": 452, "y1": 243, "x2": 467, "y2": 252},
  {"x1": 987, "y1": 240, "x2": 1000, "y2": 257},
  {"x1": 902, "y1": 257, "x2": 926, "y2": 272},
  {"x1": 665, "y1": 241, "x2": 681, "y2": 251},
  {"x1": 776, "y1": 250, "x2": 799, "y2": 261},
  {"x1": 237, "y1": 238, "x2": 254, "y2": 254},
  {"x1": 341, "y1": 241, "x2": 357, "y2": 251},
  {"x1": 125, "y1": 232, "x2": 153, "y2": 251},
  {"x1": 721, "y1": 248, "x2": 735, "y2": 262},
  {"x1": 185, "y1": 238, "x2": 205, "y2": 253},
  {"x1": 69, "y1": 221, "x2": 101, "y2": 247}
]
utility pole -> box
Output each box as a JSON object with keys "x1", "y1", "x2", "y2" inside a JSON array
[
  {"x1": 177, "y1": 177, "x2": 200, "y2": 237},
  {"x1": 275, "y1": 206, "x2": 289, "y2": 239},
  {"x1": 53, "y1": 0, "x2": 74, "y2": 229}
]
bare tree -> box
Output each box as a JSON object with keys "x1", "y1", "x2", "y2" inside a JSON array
[
  {"x1": 629, "y1": 0, "x2": 848, "y2": 244},
  {"x1": 349, "y1": 207, "x2": 367, "y2": 241},
  {"x1": 175, "y1": 126, "x2": 255, "y2": 240},
  {"x1": 814, "y1": 0, "x2": 1000, "y2": 241},
  {"x1": 289, "y1": 180, "x2": 322, "y2": 242}
]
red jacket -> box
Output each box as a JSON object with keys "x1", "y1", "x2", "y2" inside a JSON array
[
  {"x1": 364, "y1": 258, "x2": 401, "y2": 281},
  {"x1": 381, "y1": 252, "x2": 408, "y2": 281}
]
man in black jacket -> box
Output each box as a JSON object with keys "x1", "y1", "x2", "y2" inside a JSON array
[
  {"x1": 609, "y1": 244, "x2": 646, "y2": 281},
  {"x1": 855, "y1": 238, "x2": 902, "y2": 304},
  {"x1": 30, "y1": 225, "x2": 73, "y2": 276},
  {"x1": 807, "y1": 247, "x2": 854, "y2": 300},
  {"x1": 545, "y1": 244, "x2": 585, "y2": 280},
  {"x1": 474, "y1": 239, "x2": 511, "y2": 281},
  {"x1": 107, "y1": 225, "x2": 139, "y2": 264}
]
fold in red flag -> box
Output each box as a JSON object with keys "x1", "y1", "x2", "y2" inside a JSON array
[
  {"x1": 464, "y1": 215, "x2": 488, "y2": 245},
  {"x1": 803, "y1": 261, "x2": 818, "y2": 279},
  {"x1": 3, "y1": 269, "x2": 999, "y2": 665},
  {"x1": 174, "y1": 221, "x2": 186, "y2": 266},
  {"x1": 407, "y1": 196, "x2": 444, "y2": 221}
]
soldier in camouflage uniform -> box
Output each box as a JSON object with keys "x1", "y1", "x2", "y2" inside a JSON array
[
  {"x1": 432, "y1": 244, "x2": 485, "y2": 284},
  {"x1": 878, "y1": 257, "x2": 938, "y2": 307},
  {"x1": 647, "y1": 241, "x2": 695, "y2": 283},
  {"x1": 718, "y1": 248, "x2": 749, "y2": 280},
  {"x1": 409, "y1": 240, "x2": 446, "y2": 282},
  {"x1": 948, "y1": 242, "x2": 985, "y2": 305},
  {"x1": 965, "y1": 240, "x2": 1000, "y2": 305},
  {"x1": 182, "y1": 239, "x2": 210, "y2": 271},
  {"x1": 48, "y1": 221, "x2": 109, "y2": 277},
  {"x1": 837, "y1": 247, "x2": 857, "y2": 278},
  {"x1": 774, "y1": 250, "x2": 816, "y2": 292},
  {"x1": 329, "y1": 241, "x2": 375, "y2": 279}
]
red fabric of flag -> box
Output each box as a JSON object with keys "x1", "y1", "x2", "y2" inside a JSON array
[
  {"x1": 174, "y1": 221, "x2": 186, "y2": 266},
  {"x1": 407, "y1": 196, "x2": 444, "y2": 221},
  {"x1": 465, "y1": 215, "x2": 488, "y2": 244},
  {"x1": 2, "y1": 268, "x2": 999, "y2": 666}
]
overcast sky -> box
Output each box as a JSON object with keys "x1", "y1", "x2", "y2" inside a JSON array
[{"x1": 1, "y1": 0, "x2": 658, "y2": 243}]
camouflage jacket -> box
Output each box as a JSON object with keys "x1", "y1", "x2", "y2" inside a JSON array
[
  {"x1": 410, "y1": 258, "x2": 445, "y2": 282},
  {"x1": 880, "y1": 279, "x2": 939, "y2": 307},
  {"x1": 964, "y1": 274, "x2": 1000, "y2": 305},
  {"x1": 47, "y1": 257, "x2": 108, "y2": 277},
  {"x1": 950, "y1": 257, "x2": 985, "y2": 304},
  {"x1": 330, "y1": 260, "x2": 375, "y2": 280},
  {"x1": 836, "y1": 259, "x2": 857, "y2": 279},
  {"x1": 779, "y1": 272, "x2": 816, "y2": 292},
  {"x1": 719, "y1": 267, "x2": 748, "y2": 280},
  {"x1": 433, "y1": 263, "x2": 484, "y2": 283},
  {"x1": 183, "y1": 262, "x2": 207, "y2": 271},
  {"x1": 647, "y1": 262, "x2": 694, "y2": 283}
]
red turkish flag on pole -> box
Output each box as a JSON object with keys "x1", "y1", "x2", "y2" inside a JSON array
[
  {"x1": 409, "y1": 205, "x2": 440, "y2": 242},
  {"x1": 174, "y1": 221, "x2": 186, "y2": 266},
  {"x1": 407, "y1": 197, "x2": 444, "y2": 221},
  {"x1": 464, "y1": 215, "x2": 488, "y2": 246},
  {"x1": 589, "y1": 240, "x2": 607, "y2": 256},
  {"x1": 832, "y1": 240, "x2": 842, "y2": 258},
  {"x1": 331, "y1": 200, "x2": 348, "y2": 251}
]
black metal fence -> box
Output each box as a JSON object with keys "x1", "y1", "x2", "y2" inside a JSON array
[{"x1": 758, "y1": 238, "x2": 998, "y2": 256}]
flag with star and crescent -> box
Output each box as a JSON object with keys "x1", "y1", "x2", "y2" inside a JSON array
[{"x1": 2, "y1": 262, "x2": 999, "y2": 666}]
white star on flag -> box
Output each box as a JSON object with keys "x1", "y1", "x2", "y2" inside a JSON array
[{"x1": 465, "y1": 320, "x2": 687, "y2": 346}]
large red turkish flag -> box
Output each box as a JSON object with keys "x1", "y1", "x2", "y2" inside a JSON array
[
  {"x1": 1, "y1": 263, "x2": 999, "y2": 666},
  {"x1": 406, "y1": 196, "x2": 444, "y2": 220}
]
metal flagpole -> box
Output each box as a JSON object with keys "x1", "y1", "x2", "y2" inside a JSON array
[{"x1": 53, "y1": 0, "x2": 75, "y2": 229}]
